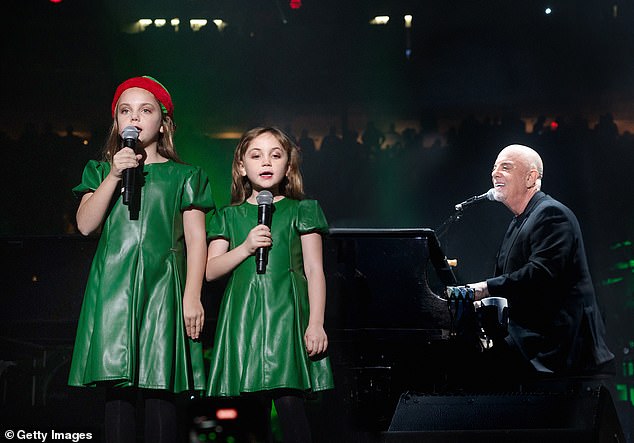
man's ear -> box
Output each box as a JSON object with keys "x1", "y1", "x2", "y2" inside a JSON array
[{"x1": 526, "y1": 169, "x2": 539, "y2": 188}]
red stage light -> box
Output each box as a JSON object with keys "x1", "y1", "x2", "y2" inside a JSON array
[
  {"x1": 50, "y1": 0, "x2": 63, "y2": 3},
  {"x1": 216, "y1": 408, "x2": 238, "y2": 420},
  {"x1": 549, "y1": 121, "x2": 559, "y2": 131},
  {"x1": 290, "y1": 0, "x2": 302, "y2": 9}
]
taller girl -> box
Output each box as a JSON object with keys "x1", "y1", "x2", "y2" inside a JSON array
[
  {"x1": 206, "y1": 126, "x2": 334, "y2": 442},
  {"x1": 68, "y1": 76, "x2": 214, "y2": 442}
]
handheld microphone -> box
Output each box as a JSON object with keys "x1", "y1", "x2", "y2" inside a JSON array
[
  {"x1": 255, "y1": 190, "x2": 274, "y2": 274},
  {"x1": 121, "y1": 126, "x2": 140, "y2": 205},
  {"x1": 454, "y1": 188, "x2": 495, "y2": 211}
]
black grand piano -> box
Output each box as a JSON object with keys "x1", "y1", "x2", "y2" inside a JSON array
[{"x1": 321, "y1": 228, "x2": 481, "y2": 429}]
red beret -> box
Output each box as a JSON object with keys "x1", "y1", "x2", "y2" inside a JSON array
[{"x1": 111, "y1": 76, "x2": 174, "y2": 119}]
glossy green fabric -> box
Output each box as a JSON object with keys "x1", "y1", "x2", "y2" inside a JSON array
[
  {"x1": 206, "y1": 198, "x2": 334, "y2": 396},
  {"x1": 68, "y1": 159, "x2": 214, "y2": 393}
]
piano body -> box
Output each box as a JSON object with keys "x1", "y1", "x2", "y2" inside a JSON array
[{"x1": 322, "y1": 228, "x2": 480, "y2": 428}]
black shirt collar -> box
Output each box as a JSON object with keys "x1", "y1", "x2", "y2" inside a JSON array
[{"x1": 515, "y1": 191, "x2": 546, "y2": 223}]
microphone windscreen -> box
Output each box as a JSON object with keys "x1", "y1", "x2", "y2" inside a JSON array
[
  {"x1": 486, "y1": 188, "x2": 496, "y2": 201},
  {"x1": 121, "y1": 126, "x2": 139, "y2": 141},
  {"x1": 256, "y1": 190, "x2": 274, "y2": 205}
]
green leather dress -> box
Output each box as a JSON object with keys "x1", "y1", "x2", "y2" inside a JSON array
[
  {"x1": 206, "y1": 198, "x2": 334, "y2": 396},
  {"x1": 68, "y1": 159, "x2": 214, "y2": 393}
]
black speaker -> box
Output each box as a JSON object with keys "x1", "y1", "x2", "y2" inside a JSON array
[{"x1": 383, "y1": 387, "x2": 625, "y2": 443}]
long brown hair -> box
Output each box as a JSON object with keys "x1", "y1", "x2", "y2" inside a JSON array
[
  {"x1": 100, "y1": 115, "x2": 182, "y2": 163},
  {"x1": 230, "y1": 127, "x2": 304, "y2": 205}
]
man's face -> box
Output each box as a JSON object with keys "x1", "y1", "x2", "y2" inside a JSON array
[{"x1": 491, "y1": 147, "x2": 532, "y2": 212}]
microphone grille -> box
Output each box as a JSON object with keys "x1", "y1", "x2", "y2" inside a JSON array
[
  {"x1": 486, "y1": 188, "x2": 496, "y2": 201},
  {"x1": 256, "y1": 190, "x2": 274, "y2": 205},
  {"x1": 121, "y1": 126, "x2": 139, "y2": 140}
]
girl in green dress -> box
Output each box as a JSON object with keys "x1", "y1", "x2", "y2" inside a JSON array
[
  {"x1": 205, "y1": 127, "x2": 334, "y2": 442},
  {"x1": 68, "y1": 76, "x2": 214, "y2": 442}
]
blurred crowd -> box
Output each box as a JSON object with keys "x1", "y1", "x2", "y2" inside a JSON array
[
  {"x1": 1, "y1": 112, "x2": 632, "y2": 248},
  {"x1": 298, "y1": 112, "x2": 633, "y2": 240}
]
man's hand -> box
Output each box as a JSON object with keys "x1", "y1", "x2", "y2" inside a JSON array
[{"x1": 468, "y1": 281, "x2": 489, "y2": 301}]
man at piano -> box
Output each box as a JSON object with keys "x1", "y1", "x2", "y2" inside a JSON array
[{"x1": 467, "y1": 144, "x2": 614, "y2": 380}]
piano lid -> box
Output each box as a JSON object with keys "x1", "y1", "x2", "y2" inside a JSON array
[
  {"x1": 324, "y1": 228, "x2": 456, "y2": 330},
  {"x1": 328, "y1": 228, "x2": 456, "y2": 287}
]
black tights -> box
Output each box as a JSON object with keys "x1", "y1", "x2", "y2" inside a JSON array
[
  {"x1": 105, "y1": 387, "x2": 178, "y2": 443},
  {"x1": 260, "y1": 390, "x2": 312, "y2": 443}
]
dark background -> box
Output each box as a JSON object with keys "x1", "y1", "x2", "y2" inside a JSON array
[{"x1": 0, "y1": 0, "x2": 633, "y2": 441}]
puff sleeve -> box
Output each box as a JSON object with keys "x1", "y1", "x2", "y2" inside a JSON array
[
  {"x1": 206, "y1": 206, "x2": 229, "y2": 241},
  {"x1": 181, "y1": 166, "x2": 215, "y2": 213},
  {"x1": 72, "y1": 160, "x2": 110, "y2": 199},
  {"x1": 297, "y1": 199, "x2": 329, "y2": 235}
]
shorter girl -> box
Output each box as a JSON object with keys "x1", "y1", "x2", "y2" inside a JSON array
[{"x1": 205, "y1": 127, "x2": 334, "y2": 442}]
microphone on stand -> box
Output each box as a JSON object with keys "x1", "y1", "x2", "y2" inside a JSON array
[
  {"x1": 121, "y1": 126, "x2": 140, "y2": 205},
  {"x1": 454, "y1": 188, "x2": 496, "y2": 211},
  {"x1": 255, "y1": 190, "x2": 274, "y2": 274}
]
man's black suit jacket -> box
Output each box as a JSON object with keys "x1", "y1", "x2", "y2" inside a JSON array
[{"x1": 487, "y1": 191, "x2": 614, "y2": 374}]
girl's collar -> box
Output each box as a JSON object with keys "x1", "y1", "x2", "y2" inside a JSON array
[
  {"x1": 143, "y1": 152, "x2": 169, "y2": 164},
  {"x1": 245, "y1": 195, "x2": 286, "y2": 205}
]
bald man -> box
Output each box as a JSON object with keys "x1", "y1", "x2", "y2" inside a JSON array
[{"x1": 469, "y1": 144, "x2": 614, "y2": 378}]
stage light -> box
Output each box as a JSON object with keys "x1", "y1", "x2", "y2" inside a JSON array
[
  {"x1": 154, "y1": 19, "x2": 166, "y2": 28},
  {"x1": 370, "y1": 16, "x2": 390, "y2": 25},
  {"x1": 190, "y1": 19, "x2": 208, "y2": 31},
  {"x1": 545, "y1": 7, "x2": 552, "y2": 15},
  {"x1": 216, "y1": 408, "x2": 239, "y2": 420},
  {"x1": 404, "y1": 15, "x2": 413, "y2": 59},
  {"x1": 290, "y1": 0, "x2": 302, "y2": 9},
  {"x1": 213, "y1": 19, "x2": 228, "y2": 31},
  {"x1": 171, "y1": 18, "x2": 180, "y2": 32},
  {"x1": 136, "y1": 19, "x2": 153, "y2": 32}
]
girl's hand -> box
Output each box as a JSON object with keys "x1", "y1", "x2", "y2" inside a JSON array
[
  {"x1": 304, "y1": 324, "x2": 328, "y2": 357},
  {"x1": 243, "y1": 224, "x2": 272, "y2": 255},
  {"x1": 183, "y1": 296, "x2": 205, "y2": 340},
  {"x1": 111, "y1": 147, "x2": 142, "y2": 179}
]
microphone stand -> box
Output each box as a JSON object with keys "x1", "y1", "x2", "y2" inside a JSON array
[{"x1": 435, "y1": 207, "x2": 464, "y2": 243}]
